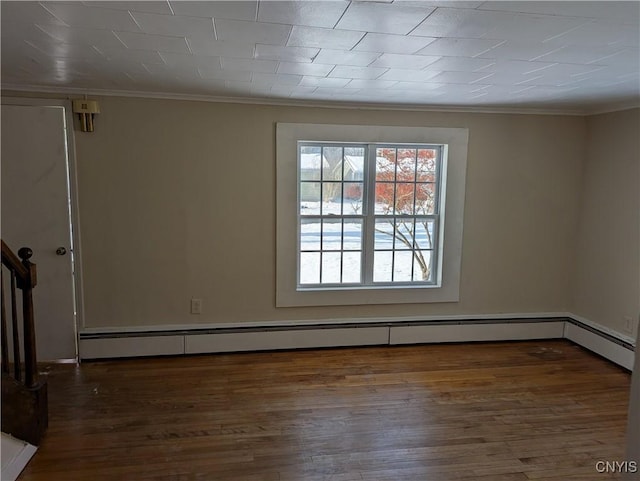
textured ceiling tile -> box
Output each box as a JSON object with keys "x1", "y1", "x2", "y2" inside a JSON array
[
  {"x1": 378, "y1": 68, "x2": 442, "y2": 82},
  {"x1": 544, "y1": 21, "x2": 640, "y2": 48},
  {"x1": 353, "y1": 33, "x2": 436, "y2": 54},
  {"x1": 410, "y1": 8, "x2": 509, "y2": 38},
  {"x1": 2, "y1": 2, "x2": 67, "y2": 27},
  {"x1": 329, "y1": 65, "x2": 388, "y2": 79},
  {"x1": 388, "y1": 80, "x2": 446, "y2": 91},
  {"x1": 532, "y1": 68, "x2": 620, "y2": 88},
  {"x1": 277, "y1": 62, "x2": 335, "y2": 77},
  {"x1": 0, "y1": 23, "x2": 55, "y2": 49},
  {"x1": 23, "y1": 40, "x2": 104, "y2": 60},
  {"x1": 387, "y1": 91, "x2": 445, "y2": 103},
  {"x1": 350, "y1": 89, "x2": 400, "y2": 101},
  {"x1": 82, "y1": 2, "x2": 173, "y2": 15},
  {"x1": 269, "y1": 84, "x2": 300, "y2": 96},
  {"x1": 287, "y1": 26, "x2": 365, "y2": 50},
  {"x1": 463, "y1": 84, "x2": 508, "y2": 95},
  {"x1": 398, "y1": 1, "x2": 484, "y2": 8},
  {"x1": 480, "y1": 72, "x2": 544, "y2": 86},
  {"x1": 187, "y1": 37, "x2": 254, "y2": 58},
  {"x1": 312, "y1": 49, "x2": 380, "y2": 66},
  {"x1": 346, "y1": 79, "x2": 398, "y2": 89},
  {"x1": 300, "y1": 76, "x2": 352, "y2": 88},
  {"x1": 198, "y1": 67, "x2": 251, "y2": 81},
  {"x1": 175, "y1": 77, "x2": 228, "y2": 91},
  {"x1": 98, "y1": 47, "x2": 166, "y2": 64},
  {"x1": 606, "y1": 48, "x2": 640, "y2": 67},
  {"x1": 369, "y1": 53, "x2": 440, "y2": 69},
  {"x1": 478, "y1": 1, "x2": 640, "y2": 25},
  {"x1": 169, "y1": 1, "x2": 258, "y2": 21},
  {"x1": 42, "y1": 3, "x2": 141, "y2": 31},
  {"x1": 533, "y1": 45, "x2": 630, "y2": 65},
  {"x1": 432, "y1": 83, "x2": 490, "y2": 94},
  {"x1": 525, "y1": 75, "x2": 584, "y2": 88},
  {"x1": 510, "y1": 85, "x2": 580, "y2": 98},
  {"x1": 254, "y1": 44, "x2": 319, "y2": 63},
  {"x1": 313, "y1": 87, "x2": 361, "y2": 97},
  {"x1": 536, "y1": 63, "x2": 607, "y2": 77},
  {"x1": 488, "y1": 13, "x2": 587, "y2": 42},
  {"x1": 115, "y1": 31, "x2": 190, "y2": 54},
  {"x1": 131, "y1": 12, "x2": 215, "y2": 40},
  {"x1": 428, "y1": 70, "x2": 495, "y2": 84},
  {"x1": 215, "y1": 19, "x2": 291, "y2": 46},
  {"x1": 336, "y1": 2, "x2": 434, "y2": 35},
  {"x1": 221, "y1": 80, "x2": 254, "y2": 93},
  {"x1": 142, "y1": 63, "x2": 201, "y2": 78},
  {"x1": 427, "y1": 56, "x2": 496, "y2": 72},
  {"x1": 221, "y1": 58, "x2": 278, "y2": 73},
  {"x1": 478, "y1": 59, "x2": 556, "y2": 75},
  {"x1": 567, "y1": 66, "x2": 639, "y2": 82},
  {"x1": 92, "y1": 61, "x2": 152, "y2": 77},
  {"x1": 257, "y1": 1, "x2": 349, "y2": 28},
  {"x1": 251, "y1": 72, "x2": 303, "y2": 86},
  {"x1": 288, "y1": 86, "x2": 320, "y2": 96},
  {"x1": 1, "y1": 40, "x2": 48, "y2": 66},
  {"x1": 36, "y1": 24, "x2": 125, "y2": 50},
  {"x1": 0, "y1": 0, "x2": 637, "y2": 111},
  {"x1": 475, "y1": 40, "x2": 560, "y2": 61},
  {"x1": 159, "y1": 52, "x2": 221, "y2": 69},
  {"x1": 417, "y1": 37, "x2": 505, "y2": 57}
]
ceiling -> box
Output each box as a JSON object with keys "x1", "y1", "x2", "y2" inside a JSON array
[{"x1": 2, "y1": 1, "x2": 639, "y2": 113}]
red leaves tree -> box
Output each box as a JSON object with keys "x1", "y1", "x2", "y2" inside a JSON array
[{"x1": 375, "y1": 148, "x2": 437, "y2": 281}]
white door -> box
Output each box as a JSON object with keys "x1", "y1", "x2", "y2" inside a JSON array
[{"x1": 1, "y1": 103, "x2": 77, "y2": 360}]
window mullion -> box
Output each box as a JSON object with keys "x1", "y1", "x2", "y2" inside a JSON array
[
  {"x1": 431, "y1": 147, "x2": 443, "y2": 284},
  {"x1": 362, "y1": 145, "x2": 377, "y2": 285}
]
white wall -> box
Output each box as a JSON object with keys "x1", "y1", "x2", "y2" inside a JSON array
[
  {"x1": 65, "y1": 96, "x2": 586, "y2": 329},
  {"x1": 571, "y1": 108, "x2": 640, "y2": 339}
]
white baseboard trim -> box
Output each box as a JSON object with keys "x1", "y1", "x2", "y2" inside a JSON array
[
  {"x1": 390, "y1": 321, "x2": 565, "y2": 344},
  {"x1": 564, "y1": 322, "x2": 635, "y2": 370},
  {"x1": 78, "y1": 314, "x2": 635, "y2": 370},
  {"x1": 1, "y1": 433, "x2": 37, "y2": 481},
  {"x1": 566, "y1": 313, "x2": 636, "y2": 346},
  {"x1": 185, "y1": 327, "x2": 389, "y2": 354},
  {"x1": 79, "y1": 335, "x2": 184, "y2": 360}
]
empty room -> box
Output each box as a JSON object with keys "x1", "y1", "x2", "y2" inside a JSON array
[{"x1": 0, "y1": 1, "x2": 639, "y2": 480}]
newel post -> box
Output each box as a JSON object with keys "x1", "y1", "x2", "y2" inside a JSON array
[{"x1": 18, "y1": 247, "x2": 38, "y2": 388}]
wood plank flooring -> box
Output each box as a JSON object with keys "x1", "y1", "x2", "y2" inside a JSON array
[{"x1": 18, "y1": 340, "x2": 631, "y2": 481}]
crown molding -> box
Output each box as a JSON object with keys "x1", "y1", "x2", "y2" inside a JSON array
[
  {"x1": 1, "y1": 83, "x2": 597, "y2": 116},
  {"x1": 584, "y1": 100, "x2": 640, "y2": 116}
]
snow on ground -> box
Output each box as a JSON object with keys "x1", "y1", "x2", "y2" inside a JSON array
[{"x1": 299, "y1": 201, "x2": 435, "y2": 284}]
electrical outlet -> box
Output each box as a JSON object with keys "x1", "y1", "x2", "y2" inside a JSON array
[
  {"x1": 191, "y1": 298, "x2": 202, "y2": 315},
  {"x1": 624, "y1": 317, "x2": 633, "y2": 334}
]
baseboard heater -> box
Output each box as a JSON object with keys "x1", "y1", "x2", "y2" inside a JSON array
[{"x1": 78, "y1": 316, "x2": 635, "y2": 370}]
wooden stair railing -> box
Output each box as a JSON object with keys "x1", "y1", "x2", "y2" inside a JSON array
[{"x1": 1, "y1": 240, "x2": 48, "y2": 445}]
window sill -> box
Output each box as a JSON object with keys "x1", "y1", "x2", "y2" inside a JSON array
[
  {"x1": 279, "y1": 283, "x2": 459, "y2": 307},
  {"x1": 297, "y1": 283, "x2": 440, "y2": 292}
]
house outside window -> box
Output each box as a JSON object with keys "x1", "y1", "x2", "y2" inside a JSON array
[
  {"x1": 298, "y1": 143, "x2": 443, "y2": 287},
  {"x1": 276, "y1": 123, "x2": 469, "y2": 308}
]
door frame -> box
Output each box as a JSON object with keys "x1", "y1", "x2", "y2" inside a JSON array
[{"x1": 2, "y1": 97, "x2": 85, "y2": 359}]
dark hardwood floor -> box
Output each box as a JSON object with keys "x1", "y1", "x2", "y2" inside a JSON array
[{"x1": 18, "y1": 340, "x2": 630, "y2": 481}]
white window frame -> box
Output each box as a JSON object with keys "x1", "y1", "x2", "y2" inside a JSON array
[
  {"x1": 276, "y1": 123, "x2": 469, "y2": 307},
  {"x1": 297, "y1": 141, "x2": 443, "y2": 287}
]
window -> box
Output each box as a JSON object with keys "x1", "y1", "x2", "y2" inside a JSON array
[
  {"x1": 277, "y1": 123, "x2": 468, "y2": 307},
  {"x1": 298, "y1": 143, "x2": 443, "y2": 287}
]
